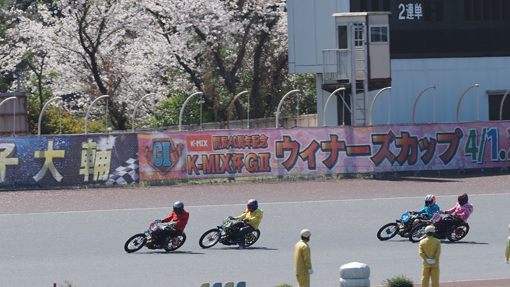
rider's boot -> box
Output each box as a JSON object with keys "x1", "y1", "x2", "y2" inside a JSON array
[{"x1": 163, "y1": 237, "x2": 172, "y2": 249}]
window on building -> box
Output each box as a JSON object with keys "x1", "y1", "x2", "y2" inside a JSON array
[
  {"x1": 338, "y1": 25, "x2": 348, "y2": 49},
  {"x1": 488, "y1": 92, "x2": 510, "y2": 121},
  {"x1": 354, "y1": 24, "x2": 364, "y2": 47},
  {"x1": 370, "y1": 25, "x2": 389, "y2": 43}
]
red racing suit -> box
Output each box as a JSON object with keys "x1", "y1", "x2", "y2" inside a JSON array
[{"x1": 162, "y1": 210, "x2": 189, "y2": 231}]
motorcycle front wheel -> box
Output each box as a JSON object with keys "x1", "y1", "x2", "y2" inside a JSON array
[
  {"x1": 199, "y1": 229, "x2": 221, "y2": 248},
  {"x1": 377, "y1": 223, "x2": 400, "y2": 240},
  {"x1": 124, "y1": 233, "x2": 147, "y2": 253},
  {"x1": 244, "y1": 229, "x2": 261, "y2": 247},
  {"x1": 164, "y1": 233, "x2": 187, "y2": 251},
  {"x1": 448, "y1": 224, "x2": 469, "y2": 242},
  {"x1": 409, "y1": 224, "x2": 428, "y2": 243}
]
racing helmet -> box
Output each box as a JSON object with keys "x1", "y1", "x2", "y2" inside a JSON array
[
  {"x1": 458, "y1": 193, "x2": 468, "y2": 206},
  {"x1": 425, "y1": 194, "x2": 436, "y2": 207},
  {"x1": 173, "y1": 201, "x2": 184, "y2": 214},
  {"x1": 247, "y1": 199, "x2": 258, "y2": 212}
]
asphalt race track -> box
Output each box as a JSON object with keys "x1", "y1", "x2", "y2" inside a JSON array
[{"x1": 1, "y1": 174, "x2": 510, "y2": 287}]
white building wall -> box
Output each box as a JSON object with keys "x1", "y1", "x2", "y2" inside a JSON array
[
  {"x1": 288, "y1": 0, "x2": 510, "y2": 126},
  {"x1": 288, "y1": 0, "x2": 349, "y2": 74},
  {"x1": 370, "y1": 57, "x2": 510, "y2": 125}
]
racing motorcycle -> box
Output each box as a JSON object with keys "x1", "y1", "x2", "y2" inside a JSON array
[
  {"x1": 124, "y1": 220, "x2": 187, "y2": 253},
  {"x1": 377, "y1": 211, "x2": 429, "y2": 240},
  {"x1": 199, "y1": 217, "x2": 260, "y2": 249},
  {"x1": 409, "y1": 212, "x2": 469, "y2": 243}
]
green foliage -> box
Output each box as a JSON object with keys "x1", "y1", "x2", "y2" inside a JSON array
[
  {"x1": 28, "y1": 103, "x2": 104, "y2": 135},
  {"x1": 155, "y1": 92, "x2": 213, "y2": 127},
  {"x1": 382, "y1": 274, "x2": 414, "y2": 287},
  {"x1": 0, "y1": 74, "x2": 11, "y2": 93},
  {"x1": 278, "y1": 73, "x2": 317, "y2": 117},
  {"x1": 275, "y1": 284, "x2": 293, "y2": 287}
]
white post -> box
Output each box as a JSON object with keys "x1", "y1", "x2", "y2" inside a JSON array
[
  {"x1": 323, "y1": 87, "x2": 346, "y2": 127},
  {"x1": 85, "y1": 95, "x2": 109, "y2": 134},
  {"x1": 179, "y1": 92, "x2": 203, "y2": 131},
  {"x1": 275, "y1": 90, "x2": 301, "y2": 128},
  {"x1": 131, "y1": 93, "x2": 155, "y2": 132},
  {"x1": 38, "y1": 97, "x2": 62, "y2": 136}
]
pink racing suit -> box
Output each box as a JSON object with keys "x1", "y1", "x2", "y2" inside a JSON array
[{"x1": 444, "y1": 202, "x2": 473, "y2": 222}]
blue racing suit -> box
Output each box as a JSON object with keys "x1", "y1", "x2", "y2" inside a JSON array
[{"x1": 417, "y1": 204, "x2": 440, "y2": 220}]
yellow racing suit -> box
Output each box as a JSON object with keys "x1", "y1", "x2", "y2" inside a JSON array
[{"x1": 234, "y1": 209, "x2": 263, "y2": 229}]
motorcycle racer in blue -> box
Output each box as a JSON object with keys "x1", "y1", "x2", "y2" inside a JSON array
[{"x1": 416, "y1": 194, "x2": 440, "y2": 220}]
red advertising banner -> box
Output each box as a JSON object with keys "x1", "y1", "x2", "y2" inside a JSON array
[{"x1": 137, "y1": 122, "x2": 510, "y2": 181}]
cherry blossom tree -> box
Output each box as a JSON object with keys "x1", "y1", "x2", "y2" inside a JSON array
[
  {"x1": 1, "y1": 0, "x2": 313, "y2": 133},
  {"x1": 143, "y1": 0, "x2": 289, "y2": 121}
]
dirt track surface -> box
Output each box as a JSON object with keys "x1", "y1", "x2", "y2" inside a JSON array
[{"x1": 1, "y1": 173, "x2": 509, "y2": 215}]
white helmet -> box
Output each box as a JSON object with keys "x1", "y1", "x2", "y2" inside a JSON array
[
  {"x1": 425, "y1": 225, "x2": 435, "y2": 234},
  {"x1": 300, "y1": 229, "x2": 311, "y2": 238}
]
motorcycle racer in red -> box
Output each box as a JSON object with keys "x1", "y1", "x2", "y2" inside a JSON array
[{"x1": 156, "y1": 201, "x2": 189, "y2": 248}]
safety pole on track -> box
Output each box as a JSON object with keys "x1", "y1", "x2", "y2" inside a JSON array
[
  {"x1": 38, "y1": 97, "x2": 62, "y2": 136},
  {"x1": 227, "y1": 91, "x2": 250, "y2": 129},
  {"x1": 85, "y1": 95, "x2": 109, "y2": 134},
  {"x1": 131, "y1": 93, "x2": 156, "y2": 132},
  {"x1": 499, "y1": 88, "x2": 510, "y2": 121},
  {"x1": 412, "y1": 85, "x2": 436, "y2": 124},
  {"x1": 275, "y1": 89, "x2": 301, "y2": 128},
  {"x1": 179, "y1": 92, "x2": 203, "y2": 131},
  {"x1": 369, "y1": 87, "x2": 391, "y2": 125},
  {"x1": 456, "y1": 83, "x2": 479, "y2": 123},
  {"x1": 323, "y1": 87, "x2": 346, "y2": 127}
]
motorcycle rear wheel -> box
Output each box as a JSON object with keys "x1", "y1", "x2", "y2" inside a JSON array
[
  {"x1": 409, "y1": 224, "x2": 428, "y2": 243},
  {"x1": 199, "y1": 229, "x2": 221, "y2": 248},
  {"x1": 164, "y1": 233, "x2": 187, "y2": 251},
  {"x1": 447, "y1": 224, "x2": 469, "y2": 242},
  {"x1": 377, "y1": 223, "x2": 400, "y2": 240},
  {"x1": 124, "y1": 233, "x2": 147, "y2": 253},
  {"x1": 244, "y1": 229, "x2": 260, "y2": 247}
]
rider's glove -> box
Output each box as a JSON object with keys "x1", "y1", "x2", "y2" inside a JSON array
[
  {"x1": 308, "y1": 269, "x2": 314, "y2": 274},
  {"x1": 170, "y1": 222, "x2": 177, "y2": 227},
  {"x1": 228, "y1": 216, "x2": 235, "y2": 220},
  {"x1": 155, "y1": 219, "x2": 162, "y2": 223}
]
